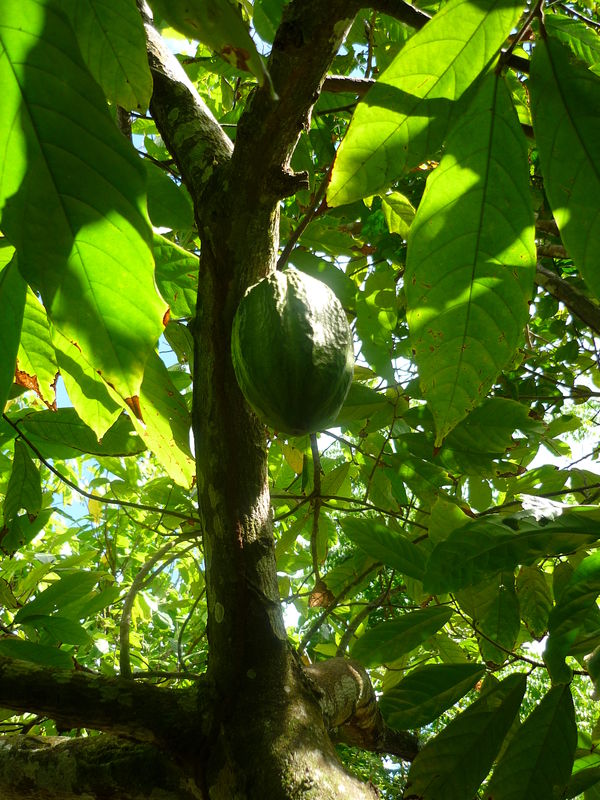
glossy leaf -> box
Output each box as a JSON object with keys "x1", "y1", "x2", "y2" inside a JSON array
[
  {"x1": 380, "y1": 662, "x2": 485, "y2": 729},
  {"x1": 406, "y1": 72, "x2": 535, "y2": 444},
  {"x1": 544, "y1": 550, "x2": 600, "y2": 682},
  {"x1": 530, "y1": 36, "x2": 600, "y2": 300},
  {"x1": 424, "y1": 513, "x2": 600, "y2": 594},
  {"x1": 487, "y1": 684, "x2": 576, "y2": 799},
  {"x1": 4, "y1": 440, "x2": 42, "y2": 523},
  {"x1": 59, "y1": 0, "x2": 152, "y2": 109},
  {"x1": 327, "y1": 0, "x2": 525, "y2": 205},
  {"x1": 0, "y1": 0, "x2": 166, "y2": 401},
  {"x1": 351, "y1": 606, "x2": 453, "y2": 667},
  {"x1": 0, "y1": 256, "x2": 26, "y2": 412},
  {"x1": 340, "y1": 517, "x2": 426, "y2": 580},
  {"x1": 404, "y1": 673, "x2": 526, "y2": 800}
]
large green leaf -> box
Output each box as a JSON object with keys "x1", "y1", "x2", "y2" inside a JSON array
[
  {"x1": 530, "y1": 36, "x2": 600, "y2": 300},
  {"x1": 351, "y1": 606, "x2": 453, "y2": 667},
  {"x1": 14, "y1": 571, "x2": 102, "y2": 623},
  {"x1": 404, "y1": 673, "x2": 526, "y2": 800},
  {"x1": 424, "y1": 513, "x2": 600, "y2": 594},
  {"x1": 4, "y1": 440, "x2": 42, "y2": 523},
  {"x1": 515, "y1": 566, "x2": 553, "y2": 639},
  {"x1": 0, "y1": 0, "x2": 166, "y2": 401},
  {"x1": 154, "y1": 235, "x2": 199, "y2": 320},
  {"x1": 544, "y1": 550, "x2": 600, "y2": 683},
  {"x1": 340, "y1": 517, "x2": 426, "y2": 580},
  {"x1": 0, "y1": 256, "x2": 26, "y2": 412},
  {"x1": 486, "y1": 684, "x2": 576, "y2": 799},
  {"x1": 405, "y1": 72, "x2": 535, "y2": 444},
  {"x1": 145, "y1": 165, "x2": 194, "y2": 231},
  {"x1": 0, "y1": 638, "x2": 73, "y2": 669},
  {"x1": 59, "y1": 0, "x2": 152, "y2": 109},
  {"x1": 380, "y1": 662, "x2": 485, "y2": 729},
  {"x1": 327, "y1": 0, "x2": 525, "y2": 205}
]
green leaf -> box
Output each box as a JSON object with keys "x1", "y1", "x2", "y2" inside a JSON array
[
  {"x1": 381, "y1": 192, "x2": 416, "y2": 239},
  {"x1": 424, "y1": 513, "x2": 600, "y2": 594},
  {"x1": 19, "y1": 614, "x2": 91, "y2": 645},
  {"x1": 327, "y1": 0, "x2": 525, "y2": 205},
  {"x1": 380, "y1": 662, "x2": 485, "y2": 729},
  {"x1": 15, "y1": 408, "x2": 145, "y2": 459},
  {"x1": 145, "y1": 163, "x2": 194, "y2": 230},
  {"x1": 564, "y1": 766, "x2": 600, "y2": 799},
  {"x1": 545, "y1": 14, "x2": 600, "y2": 71},
  {"x1": 4, "y1": 440, "x2": 42, "y2": 523},
  {"x1": 14, "y1": 571, "x2": 102, "y2": 623},
  {"x1": 59, "y1": 0, "x2": 152, "y2": 109},
  {"x1": 544, "y1": 550, "x2": 600, "y2": 683},
  {"x1": 406, "y1": 72, "x2": 535, "y2": 444},
  {"x1": 0, "y1": 0, "x2": 166, "y2": 401},
  {"x1": 0, "y1": 509, "x2": 53, "y2": 555},
  {"x1": 0, "y1": 638, "x2": 73, "y2": 669},
  {"x1": 150, "y1": 0, "x2": 275, "y2": 95},
  {"x1": 154, "y1": 234, "x2": 199, "y2": 319},
  {"x1": 404, "y1": 673, "x2": 527, "y2": 800},
  {"x1": 52, "y1": 326, "x2": 122, "y2": 440},
  {"x1": 515, "y1": 566, "x2": 553, "y2": 639},
  {"x1": 17, "y1": 288, "x2": 58, "y2": 408},
  {"x1": 129, "y1": 351, "x2": 194, "y2": 487},
  {"x1": 478, "y1": 580, "x2": 520, "y2": 665},
  {"x1": 0, "y1": 256, "x2": 26, "y2": 412},
  {"x1": 530, "y1": 36, "x2": 600, "y2": 300},
  {"x1": 340, "y1": 517, "x2": 426, "y2": 580},
  {"x1": 351, "y1": 606, "x2": 453, "y2": 668},
  {"x1": 487, "y1": 684, "x2": 576, "y2": 799}
]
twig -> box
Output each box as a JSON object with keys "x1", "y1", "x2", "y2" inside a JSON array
[{"x1": 310, "y1": 434, "x2": 323, "y2": 583}]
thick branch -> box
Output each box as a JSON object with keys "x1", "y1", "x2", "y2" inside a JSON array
[
  {"x1": 0, "y1": 736, "x2": 202, "y2": 800},
  {"x1": 137, "y1": 0, "x2": 233, "y2": 199},
  {"x1": 535, "y1": 263, "x2": 600, "y2": 335},
  {"x1": 0, "y1": 656, "x2": 210, "y2": 758},
  {"x1": 304, "y1": 658, "x2": 419, "y2": 761}
]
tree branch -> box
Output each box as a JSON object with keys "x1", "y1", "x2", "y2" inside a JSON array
[
  {"x1": 0, "y1": 656, "x2": 210, "y2": 758},
  {"x1": 304, "y1": 658, "x2": 419, "y2": 761},
  {"x1": 0, "y1": 736, "x2": 203, "y2": 800},
  {"x1": 535, "y1": 263, "x2": 600, "y2": 336}
]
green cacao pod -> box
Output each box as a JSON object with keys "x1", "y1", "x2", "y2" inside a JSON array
[{"x1": 231, "y1": 269, "x2": 354, "y2": 436}]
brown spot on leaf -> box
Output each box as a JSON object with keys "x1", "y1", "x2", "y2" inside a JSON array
[
  {"x1": 221, "y1": 44, "x2": 251, "y2": 71},
  {"x1": 14, "y1": 368, "x2": 57, "y2": 410},
  {"x1": 163, "y1": 308, "x2": 171, "y2": 327},
  {"x1": 125, "y1": 395, "x2": 143, "y2": 421}
]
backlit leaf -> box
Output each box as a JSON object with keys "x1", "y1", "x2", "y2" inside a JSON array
[
  {"x1": 341, "y1": 517, "x2": 426, "y2": 580},
  {"x1": 4, "y1": 440, "x2": 42, "y2": 523},
  {"x1": 0, "y1": 256, "x2": 25, "y2": 412},
  {"x1": 406, "y1": 72, "x2": 535, "y2": 444}
]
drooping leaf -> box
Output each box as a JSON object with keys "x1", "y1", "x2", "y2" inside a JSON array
[
  {"x1": 424, "y1": 513, "x2": 600, "y2": 594},
  {"x1": 145, "y1": 163, "x2": 194, "y2": 231},
  {"x1": 51, "y1": 326, "x2": 122, "y2": 441},
  {"x1": 19, "y1": 614, "x2": 91, "y2": 645},
  {"x1": 486, "y1": 684, "x2": 576, "y2": 799},
  {"x1": 530, "y1": 36, "x2": 600, "y2": 300},
  {"x1": 478, "y1": 580, "x2": 520, "y2": 665},
  {"x1": 340, "y1": 517, "x2": 426, "y2": 580},
  {"x1": 131, "y1": 351, "x2": 194, "y2": 487},
  {"x1": 0, "y1": 0, "x2": 166, "y2": 402},
  {"x1": 59, "y1": 0, "x2": 152, "y2": 109},
  {"x1": 4, "y1": 440, "x2": 42, "y2": 523},
  {"x1": 515, "y1": 565, "x2": 553, "y2": 639},
  {"x1": 327, "y1": 0, "x2": 525, "y2": 205},
  {"x1": 14, "y1": 571, "x2": 102, "y2": 623},
  {"x1": 351, "y1": 606, "x2": 453, "y2": 667},
  {"x1": 406, "y1": 72, "x2": 535, "y2": 444},
  {"x1": 154, "y1": 234, "x2": 199, "y2": 319},
  {"x1": 0, "y1": 509, "x2": 53, "y2": 555},
  {"x1": 0, "y1": 638, "x2": 73, "y2": 669},
  {"x1": 404, "y1": 673, "x2": 526, "y2": 800},
  {"x1": 13, "y1": 408, "x2": 145, "y2": 459},
  {"x1": 381, "y1": 192, "x2": 416, "y2": 239},
  {"x1": 0, "y1": 256, "x2": 26, "y2": 412},
  {"x1": 544, "y1": 550, "x2": 600, "y2": 683},
  {"x1": 380, "y1": 662, "x2": 485, "y2": 729},
  {"x1": 16, "y1": 288, "x2": 58, "y2": 409}
]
